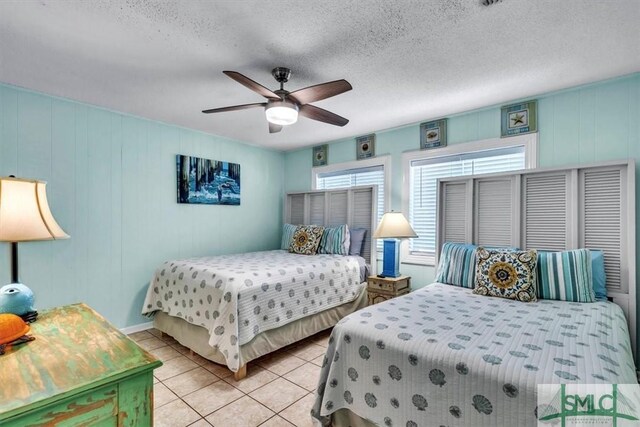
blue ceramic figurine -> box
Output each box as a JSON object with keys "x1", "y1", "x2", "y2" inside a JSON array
[{"x1": 0, "y1": 283, "x2": 35, "y2": 316}]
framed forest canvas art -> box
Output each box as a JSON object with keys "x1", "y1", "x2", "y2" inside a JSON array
[{"x1": 176, "y1": 154, "x2": 241, "y2": 205}]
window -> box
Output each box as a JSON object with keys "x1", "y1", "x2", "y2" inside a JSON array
[
  {"x1": 313, "y1": 156, "x2": 390, "y2": 252},
  {"x1": 403, "y1": 134, "x2": 537, "y2": 265}
]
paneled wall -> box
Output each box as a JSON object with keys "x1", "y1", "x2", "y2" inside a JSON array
[
  {"x1": 0, "y1": 84, "x2": 284, "y2": 328},
  {"x1": 284, "y1": 72, "x2": 640, "y2": 356}
]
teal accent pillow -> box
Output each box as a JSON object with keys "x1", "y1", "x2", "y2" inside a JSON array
[
  {"x1": 591, "y1": 250, "x2": 607, "y2": 301},
  {"x1": 435, "y1": 242, "x2": 519, "y2": 288},
  {"x1": 473, "y1": 247, "x2": 538, "y2": 302},
  {"x1": 435, "y1": 242, "x2": 477, "y2": 288},
  {"x1": 281, "y1": 223, "x2": 297, "y2": 250},
  {"x1": 318, "y1": 224, "x2": 350, "y2": 255},
  {"x1": 536, "y1": 249, "x2": 595, "y2": 302}
]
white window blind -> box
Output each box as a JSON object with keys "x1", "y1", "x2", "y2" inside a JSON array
[
  {"x1": 409, "y1": 146, "x2": 526, "y2": 256},
  {"x1": 316, "y1": 165, "x2": 384, "y2": 250}
]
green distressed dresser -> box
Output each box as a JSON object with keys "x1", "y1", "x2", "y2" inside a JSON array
[{"x1": 0, "y1": 303, "x2": 162, "y2": 426}]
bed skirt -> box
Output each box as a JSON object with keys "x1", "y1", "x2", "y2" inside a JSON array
[{"x1": 153, "y1": 284, "x2": 369, "y2": 368}]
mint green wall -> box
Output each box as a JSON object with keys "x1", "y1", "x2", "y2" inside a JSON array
[
  {"x1": 0, "y1": 83, "x2": 284, "y2": 328},
  {"x1": 285, "y1": 73, "x2": 640, "y2": 354}
]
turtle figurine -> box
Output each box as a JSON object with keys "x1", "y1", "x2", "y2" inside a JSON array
[{"x1": 0, "y1": 313, "x2": 35, "y2": 355}]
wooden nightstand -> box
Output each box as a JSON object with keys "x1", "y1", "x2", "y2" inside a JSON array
[
  {"x1": 367, "y1": 275, "x2": 411, "y2": 305},
  {"x1": 0, "y1": 303, "x2": 162, "y2": 426}
]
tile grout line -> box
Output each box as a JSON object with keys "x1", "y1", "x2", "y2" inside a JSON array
[
  {"x1": 243, "y1": 394, "x2": 280, "y2": 422},
  {"x1": 257, "y1": 414, "x2": 278, "y2": 427},
  {"x1": 275, "y1": 391, "x2": 313, "y2": 422}
]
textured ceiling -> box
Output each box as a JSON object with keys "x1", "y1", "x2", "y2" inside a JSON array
[{"x1": 1, "y1": 1, "x2": 638, "y2": 151}]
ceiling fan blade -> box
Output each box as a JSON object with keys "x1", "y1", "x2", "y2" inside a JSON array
[
  {"x1": 299, "y1": 104, "x2": 349, "y2": 127},
  {"x1": 202, "y1": 102, "x2": 266, "y2": 114},
  {"x1": 288, "y1": 79, "x2": 352, "y2": 105},
  {"x1": 269, "y1": 122, "x2": 283, "y2": 134},
  {"x1": 223, "y1": 71, "x2": 281, "y2": 100}
]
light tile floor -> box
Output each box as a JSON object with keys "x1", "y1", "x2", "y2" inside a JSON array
[{"x1": 129, "y1": 328, "x2": 331, "y2": 427}]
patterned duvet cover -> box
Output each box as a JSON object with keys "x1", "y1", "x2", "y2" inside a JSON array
[
  {"x1": 312, "y1": 283, "x2": 637, "y2": 427},
  {"x1": 142, "y1": 250, "x2": 365, "y2": 371}
]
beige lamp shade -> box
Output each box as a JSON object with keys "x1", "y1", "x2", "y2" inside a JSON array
[
  {"x1": 0, "y1": 177, "x2": 69, "y2": 242},
  {"x1": 372, "y1": 211, "x2": 418, "y2": 239}
]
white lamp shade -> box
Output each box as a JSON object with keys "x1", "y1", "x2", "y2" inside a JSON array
[
  {"x1": 265, "y1": 100, "x2": 299, "y2": 125},
  {"x1": 0, "y1": 177, "x2": 69, "y2": 242},
  {"x1": 373, "y1": 211, "x2": 418, "y2": 239}
]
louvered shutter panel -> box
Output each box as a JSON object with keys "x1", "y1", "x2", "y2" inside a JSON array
[
  {"x1": 309, "y1": 193, "x2": 325, "y2": 225},
  {"x1": 441, "y1": 181, "x2": 468, "y2": 244},
  {"x1": 475, "y1": 178, "x2": 514, "y2": 247},
  {"x1": 353, "y1": 188, "x2": 375, "y2": 263},
  {"x1": 523, "y1": 173, "x2": 568, "y2": 251},
  {"x1": 289, "y1": 194, "x2": 305, "y2": 225},
  {"x1": 327, "y1": 191, "x2": 348, "y2": 226},
  {"x1": 581, "y1": 167, "x2": 624, "y2": 293},
  {"x1": 352, "y1": 170, "x2": 385, "y2": 235}
]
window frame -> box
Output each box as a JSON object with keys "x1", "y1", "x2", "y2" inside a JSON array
[
  {"x1": 401, "y1": 133, "x2": 538, "y2": 266},
  {"x1": 312, "y1": 155, "x2": 391, "y2": 257}
]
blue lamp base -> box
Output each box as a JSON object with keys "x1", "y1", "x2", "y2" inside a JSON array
[{"x1": 381, "y1": 239, "x2": 401, "y2": 277}]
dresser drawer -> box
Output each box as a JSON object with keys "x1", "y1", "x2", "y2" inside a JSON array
[
  {"x1": 8, "y1": 383, "x2": 118, "y2": 427},
  {"x1": 368, "y1": 279, "x2": 396, "y2": 292},
  {"x1": 368, "y1": 278, "x2": 409, "y2": 293}
]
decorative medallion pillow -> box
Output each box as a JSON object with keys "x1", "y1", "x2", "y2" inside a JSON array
[
  {"x1": 318, "y1": 224, "x2": 351, "y2": 255},
  {"x1": 289, "y1": 225, "x2": 325, "y2": 255},
  {"x1": 536, "y1": 248, "x2": 595, "y2": 303},
  {"x1": 473, "y1": 247, "x2": 538, "y2": 302},
  {"x1": 281, "y1": 223, "x2": 297, "y2": 250}
]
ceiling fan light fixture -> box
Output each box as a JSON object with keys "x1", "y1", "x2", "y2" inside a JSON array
[{"x1": 265, "y1": 100, "x2": 299, "y2": 126}]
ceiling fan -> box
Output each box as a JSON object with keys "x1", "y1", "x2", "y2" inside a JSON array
[{"x1": 202, "y1": 67, "x2": 352, "y2": 133}]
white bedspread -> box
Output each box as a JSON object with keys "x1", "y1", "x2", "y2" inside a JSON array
[
  {"x1": 142, "y1": 250, "x2": 364, "y2": 371},
  {"x1": 312, "y1": 283, "x2": 638, "y2": 427}
]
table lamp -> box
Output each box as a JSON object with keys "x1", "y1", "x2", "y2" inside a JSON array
[
  {"x1": 0, "y1": 176, "x2": 69, "y2": 321},
  {"x1": 372, "y1": 211, "x2": 417, "y2": 278}
]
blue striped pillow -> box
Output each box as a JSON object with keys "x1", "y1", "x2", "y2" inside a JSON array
[
  {"x1": 536, "y1": 249, "x2": 595, "y2": 302},
  {"x1": 318, "y1": 224, "x2": 351, "y2": 255},
  {"x1": 435, "y1": 242, "x2": 478, "y2": 288},
  {"x1": 281, "y1": 223, "x2": 297, "y2": 250}
]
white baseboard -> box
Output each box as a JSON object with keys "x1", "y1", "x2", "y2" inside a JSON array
[{"x1": 120, "y1": 321, "x2": 154, "y2": 335}]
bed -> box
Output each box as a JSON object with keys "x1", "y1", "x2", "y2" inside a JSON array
[
  {"x1": 312, "y1": 160, "x2": 639, "y2": 426},
  {"x1": 141, "y1": 185, "x2": 377, "y2": 379},
  {"x1": 312, "y1": 283, "x2": 637, "y2": 426}
]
